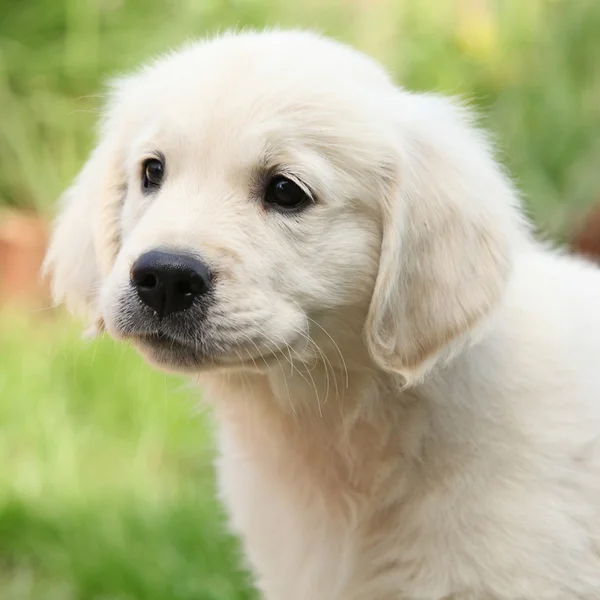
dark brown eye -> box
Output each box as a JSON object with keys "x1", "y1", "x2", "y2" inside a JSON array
[
  {"x1": 264, "y1": 175, "x2": 312, "y2": 211},
  {"x1": 142, "y1": 158, "x2": 164, "y2": 191}
]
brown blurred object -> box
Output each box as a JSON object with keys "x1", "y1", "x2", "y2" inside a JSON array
[
  {"x1": 0, "y1": 209, "x2": 50, "y2": 309},
  {"x1": 571, "y1": 203, "x2": 600, "y2": 263}
]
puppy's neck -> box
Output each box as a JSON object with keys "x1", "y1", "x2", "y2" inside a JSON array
[
  {"x1": 205, "y1": 357, "x2": 426, "y2": 466},
  {"x1": 206, "y1": 363, "x2": 424, "y2": 503},
  {"x1": 205, "y1": 331, "x2": 515, "y2": 479}
]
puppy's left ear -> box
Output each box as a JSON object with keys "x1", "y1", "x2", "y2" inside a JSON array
[
  {"x1": 43, "y1": 130, "x2": 125, "y2": 325},
  {"x1": 366, "y1": 92, "x2": 528, "y2": 384}
]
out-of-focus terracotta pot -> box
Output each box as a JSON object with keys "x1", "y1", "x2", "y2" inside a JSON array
[
  {"x1": 572, "y1": 203, "x2": 600, "y2": 264},
  {"x1": 0, "y1": 209, "x2": 50, "y2": 309}
]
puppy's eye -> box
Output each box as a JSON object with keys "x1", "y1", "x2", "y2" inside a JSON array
[
  {"x1": 142, "y1": 158, "x2": 165, "y2": 191},
  {"x1": 264, "y1": 176, "x2": 312, "y2": 211}
]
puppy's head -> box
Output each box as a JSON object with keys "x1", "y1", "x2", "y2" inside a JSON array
[{"x1": 45, "y1": 30, "x2": 527, "y2": 382}]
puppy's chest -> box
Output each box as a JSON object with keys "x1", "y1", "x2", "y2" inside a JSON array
[{"x1": 213, "y1": 401, "x2": 461, "y2": 600}]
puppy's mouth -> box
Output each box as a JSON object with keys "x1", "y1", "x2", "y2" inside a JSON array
[
  {"x1": 128, "y1": 329, "x2": 294, "y2": 373},
  {"x1": 130, "y1": 330, "x2": 207, "y2": 370},
  {"x1": 104, "y1": 292, "x2": 307, "y2": 373},
  {"x1": 137, "y1": 331, "x2": 190, "y2": 349}
]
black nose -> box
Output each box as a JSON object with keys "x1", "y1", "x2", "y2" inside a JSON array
[{"x1": 131, "y1": 250, "x2": 211, "y2": 318}]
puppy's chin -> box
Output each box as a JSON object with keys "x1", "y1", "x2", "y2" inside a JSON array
[
  {"x1": 125, "y1": 331, "x2": 292, "y2": 375},
  {"x1": 131, "y1": 334, "x2": 209, "y2": 374}
]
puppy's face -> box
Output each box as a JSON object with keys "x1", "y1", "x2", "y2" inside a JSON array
[
  {"x1": 88, "y1": 33, "x2": 395, "y2": 372},
  {"x1": 46, "y1": 31, "x2": 520, "y2": 381}
]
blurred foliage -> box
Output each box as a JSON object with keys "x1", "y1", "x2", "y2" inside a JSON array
[
  {"x1": 0, "y1": 0, "x2": 599, "y2": 237},
  {"x1": 0, "y1": 312, "x2": 255, "y2": 599}
]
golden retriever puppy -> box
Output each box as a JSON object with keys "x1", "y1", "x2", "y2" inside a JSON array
[{"x1": 45, "y1": 30, "x2": 600, "y2": 599}]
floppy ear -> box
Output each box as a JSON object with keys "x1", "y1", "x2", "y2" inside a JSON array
[
  {"x1": 43, "y1": 128, "x2": 125, "y2": 325},
  {"x1": 366, "y1": 93, "x2": 527, "y2": 384}
]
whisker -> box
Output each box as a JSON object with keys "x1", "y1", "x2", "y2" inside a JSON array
[
  {"x1": 303, "y1": 312, "x2": 349, "y2": 390},
  {"x1": 241, "y1": 324, "x2": 301, "y2": 414}
]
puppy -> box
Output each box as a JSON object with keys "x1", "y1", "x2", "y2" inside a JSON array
[{"x1": 45, "y1": 30, "x2": 600, "y2": 599}]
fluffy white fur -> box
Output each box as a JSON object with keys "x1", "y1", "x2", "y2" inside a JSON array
[{"x1": 44, "y1": 30, "x2": 600, "y2": 599}]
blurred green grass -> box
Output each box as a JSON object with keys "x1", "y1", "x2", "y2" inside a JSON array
[
  {"x1": 1, "y1": 0, "x2": 600, "y2": 597},
  {"x1": 0, "y1": 312, "x2": 255, "y2": 599}
]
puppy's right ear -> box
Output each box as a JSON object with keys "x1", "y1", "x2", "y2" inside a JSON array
[{"x1": 43, "y1": 130, "x2": 125, "y2": 323}]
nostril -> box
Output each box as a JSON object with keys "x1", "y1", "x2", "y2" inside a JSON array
[{"x1": 134, "y1": 271, "x2": 159, "y2": 291}]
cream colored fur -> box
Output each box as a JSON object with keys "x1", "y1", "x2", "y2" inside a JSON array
[{"x1": 44, "y1": 30, "x2": 600, "y2": 599}]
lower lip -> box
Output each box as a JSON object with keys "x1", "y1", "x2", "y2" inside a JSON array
[
  {"x1": 134, "y1": 333, "x2": 189, "y2": 350},
  {"x1": 133, "y1": 334, "x2": 205, "y2": 366}
]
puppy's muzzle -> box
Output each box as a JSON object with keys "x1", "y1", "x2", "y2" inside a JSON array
[{"x1": 131, "y1": 249, "x2": 212, "y2": 319}]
